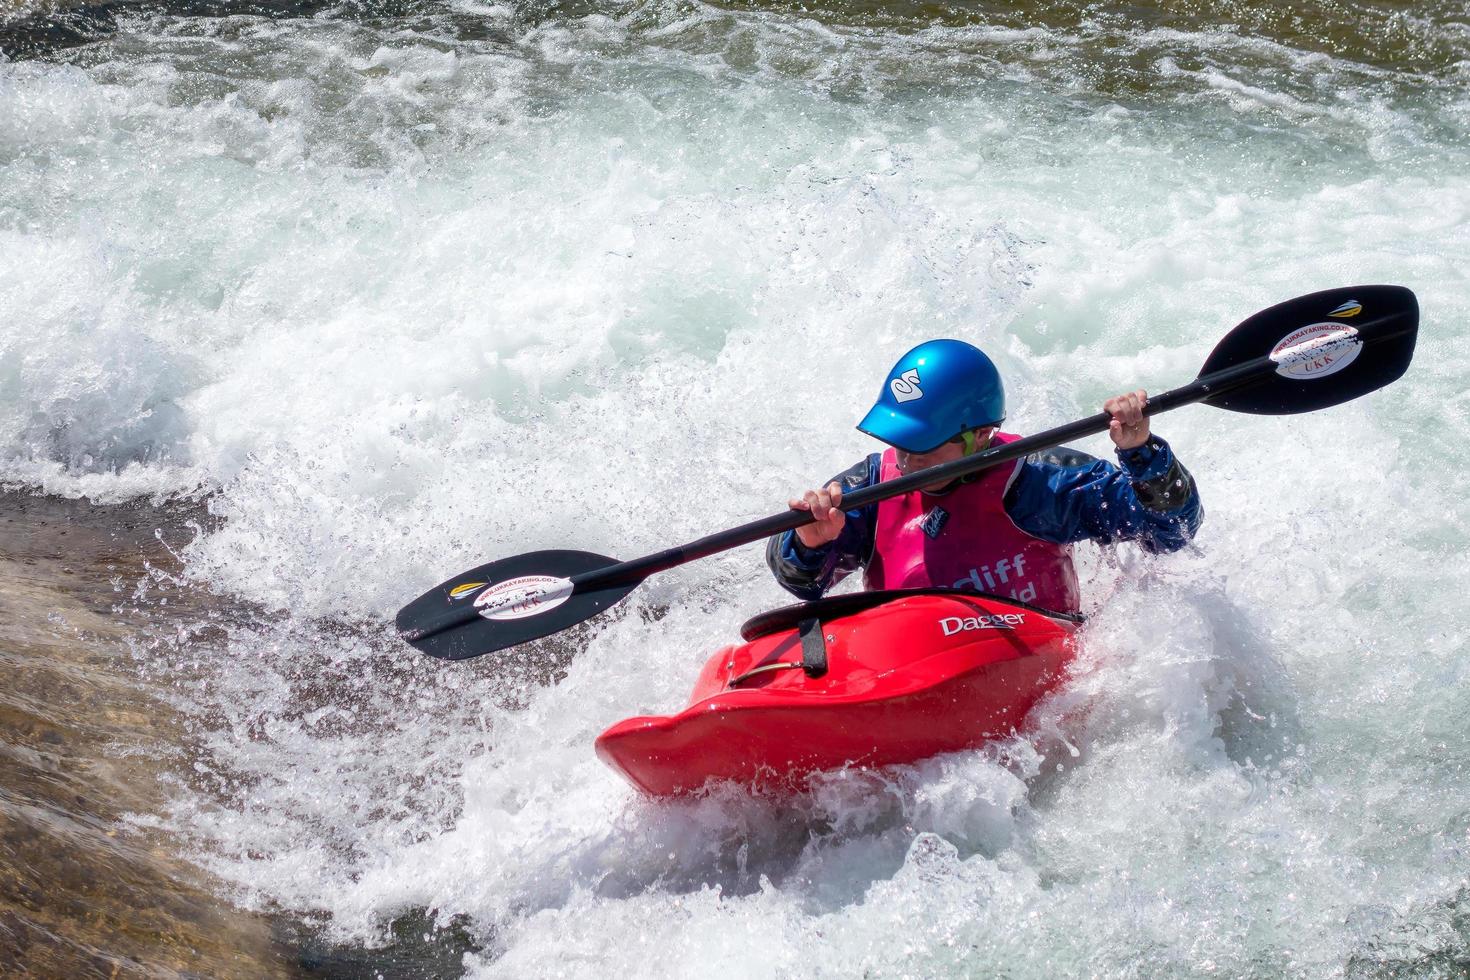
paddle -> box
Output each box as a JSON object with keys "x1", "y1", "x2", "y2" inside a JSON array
[{"x1": 397, "y1": 284, "x2": 1419, "y2": 661}]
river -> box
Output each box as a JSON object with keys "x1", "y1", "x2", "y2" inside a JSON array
[{"x1": 2, "y1": 0, "x2": 1468, "y2": 975}]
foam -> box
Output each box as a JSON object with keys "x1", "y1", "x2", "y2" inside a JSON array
[{"x1": 4, "y1": 2, "x2": 1470, "y2": 974}]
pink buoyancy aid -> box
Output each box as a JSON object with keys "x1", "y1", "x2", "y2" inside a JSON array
[{"x1": 863, "y1": 432, "x2": 1082, "y2": 614}]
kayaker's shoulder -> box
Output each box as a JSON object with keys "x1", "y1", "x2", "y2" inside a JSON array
[{"x1": 829, "y1": 453, "x2": 883, "y2": 492}]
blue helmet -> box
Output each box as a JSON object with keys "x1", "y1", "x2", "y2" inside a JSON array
[{"x1": 856, "y1": 340, "x2": 1006, "y2": 453}]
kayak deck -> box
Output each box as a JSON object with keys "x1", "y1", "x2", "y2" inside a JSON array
[{"x1": 595, "y1": 589, "x2": 1079, "y2": 796}]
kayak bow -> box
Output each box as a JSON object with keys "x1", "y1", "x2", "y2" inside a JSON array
[{"x1": 595, "y1": 589, "x2": 1081, "y2": 796}]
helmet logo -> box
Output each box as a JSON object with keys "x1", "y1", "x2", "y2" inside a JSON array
[{"x1": 890, "y1": 368, "x2": 923, "y2": 403}]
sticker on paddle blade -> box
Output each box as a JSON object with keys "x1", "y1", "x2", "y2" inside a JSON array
[
  {"x1": 447, "y1": 581, "x2": 488, "y2": 602},
  {"x1": 473, "y1": 575, "x2": 574, "y2": 621},
  {"x1": 1270, "y1": 323, "x2": 1362, "y2": 380}
]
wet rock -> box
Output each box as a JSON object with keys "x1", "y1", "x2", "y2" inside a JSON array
[{"x1": 0, "y1": 490, "x2": 297, "y2": 979}]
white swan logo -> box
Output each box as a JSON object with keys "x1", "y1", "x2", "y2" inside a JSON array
[{"x1": 890, "y1": 368, "x2": 923, "y2": 403}]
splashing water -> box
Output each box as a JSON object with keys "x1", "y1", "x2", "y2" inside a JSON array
[{"x1": 3, "y1": 0, "x2": 1469, "y2": 974}]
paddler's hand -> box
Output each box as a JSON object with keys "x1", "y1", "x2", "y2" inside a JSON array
[
  {"x1": 789, "y1": 482, "x2": 846, "y2": 550},
  {"x1": 1105, "y1": 389, "x2": 1149, "y2": 450}
]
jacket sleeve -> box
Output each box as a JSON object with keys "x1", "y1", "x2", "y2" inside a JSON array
[
  {"x1": 765, "y1": 454, "x2": 883, "y2": 600},
  {"x1": 1004, "y1": 436, "x2": 1203, "y2": 553}
]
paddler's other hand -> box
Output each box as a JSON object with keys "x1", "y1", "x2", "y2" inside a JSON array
[
  {"x1": 789, "y1": 482, "x2": 845, "y2": 550},
  {"x1": 1105, "y1": 389, "x2": 1149, "y2": 450}
]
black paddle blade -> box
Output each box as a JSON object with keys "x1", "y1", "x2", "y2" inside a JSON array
[
  {"x1": 1198, "y1": 284, "x2": 1418, "y2": 415},
  {"x1": 395, "y1": 549, "x2": 639, "y2": 661}
]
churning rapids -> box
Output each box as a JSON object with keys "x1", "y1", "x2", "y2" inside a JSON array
[{"x1": 3, "y1": 0, "x2": 1469, "y2": 976}]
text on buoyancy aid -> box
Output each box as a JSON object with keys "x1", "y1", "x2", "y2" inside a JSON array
[{"x1": 949, "y1": 552, "x2": 1038, "y2": 604}]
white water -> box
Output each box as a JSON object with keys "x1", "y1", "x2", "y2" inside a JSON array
[{"x1": 4, "y1": 1, "x2": 1470, "y2": 974}]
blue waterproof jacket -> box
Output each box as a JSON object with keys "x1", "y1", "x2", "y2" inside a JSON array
[{"x1": 768, "y1": 436, "x2": 1203, "y2": 600}]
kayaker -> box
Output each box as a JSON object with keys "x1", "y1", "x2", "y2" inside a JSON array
[{"x1": 768, "y1": 340, "x2": 1203, "y2": 613}]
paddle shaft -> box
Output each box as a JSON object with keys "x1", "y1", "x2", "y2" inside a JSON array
[
  {"x1": 568, "y1": 348, "x2": 1287, "y2": 595},
  {"x1": 395, "y1": 283, "x2": 1416, "y2": 661}
]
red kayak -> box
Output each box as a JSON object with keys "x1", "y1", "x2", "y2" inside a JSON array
[{"x1": 595, "y1": 588, "x2": 1081, "y2": 797}]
